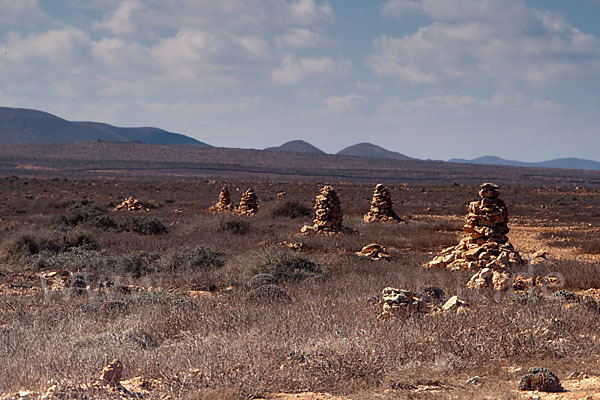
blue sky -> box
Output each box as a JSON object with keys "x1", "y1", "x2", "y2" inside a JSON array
[{"x1": 1, "y1": 0, "x2": 599, "y2": 161}]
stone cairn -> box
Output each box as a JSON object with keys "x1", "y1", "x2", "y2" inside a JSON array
[
  {"x1": 236, "y1": 188, "x2": 258, "y2": 216},
  {"x1": 425, "y1": 183, "x2": 524, "y2": 291},
  {"x1": 301, "y1": 185, "x2": 355, "y2": 234},
  {"x1": 114, "y1": 197, "x2": 149, "y2": 211},
  {"x1": 209, "y1": 185, "x2": 235, "y2": 212},
  {"x1": 363, "y1": 184, "x2": 404, "y2": 223}
]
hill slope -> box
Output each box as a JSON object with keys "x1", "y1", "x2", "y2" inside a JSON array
[
  {"x1": 264, "y1": 140, "x2": 325, "y2": 154},
  {"x1": 0, "y1": 107, "x2": 209, "y2": 146},
  {"x1": 449, "y1": 155, "x2": 600, "y2": 171},
  {"x1": 337, "y1": 142, "x2": 416, "y2": 160}
]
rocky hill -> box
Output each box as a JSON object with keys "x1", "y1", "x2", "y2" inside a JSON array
[
  {"x1": 264, "y1": 140, "x2": 325, "y2": 154},
  {"x1": 0, "y1": 107, "x2": 209, "y2": 146},
  {"x1": 337, "y1": 142, "x2": 416, "y2": 160}
]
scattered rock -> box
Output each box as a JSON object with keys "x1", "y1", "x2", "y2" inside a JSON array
[
  {"x1": 355, "y1": 243, "x2": 391, "y2": 260},
  {"x1": 209, "y1": 184, "x2": 235, "y2": 212},
  {"x1": 465, "y1": 376, "x2": 483, "y2": 385},
  {"x1": 551, "y1": 289, "x2": 580, "y2": 303},
  {"x1": 277, "y1": 191, "x2": 286, "y2": 199},
  {"x1": 114, "y1": 197, "x2": 149, "y2": 212},
  {"x1": 378, "y1": 287, "x2": 430, "y2": 320},
  {"x1": 363, "y1": 184, "x2": 404, "y2": 223},
  {"x1": 425, "y1": 183, "x2": 524, "y2": 290},
  {"x1": 236, "y1": 187, "x2": 258, "y2": 216},
  {"x1": 441, "y1": 295, "x2": 469, "y2": 312},
  {"x1": 301, "y1": 186, "x2": 356, "y2": 234},
  {"x1": 518, "y1": 367, "x2": 563, "y2": 392},
  {"x1": 98, "y1": 358, "x2": 123, "y2": 385}
]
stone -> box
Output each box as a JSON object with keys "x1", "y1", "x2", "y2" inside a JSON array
[
  {"x1": 363, "y1": 184, "x2": 404, "y2": 223},
  {"x1": 301, "y1": 185, "x2": 356, "y2": 234},
  {"x1": 209, "y1": 184, "x2": 235, "y2": 212},
  {"x1": 355, "y1": 243, "x2": 391, "y2": 260},
  {"x1": 441, "y1": 295, "x2": 468, "y2": 312},
  {"x1": 236, "y1": 188, "x2": 258, "y2": 216},
  {"x1": 98, "y1": 358, "x2": 123, "y2": 385},
  {"x1": 378, "y1": 287, "x2": 430, "y2": 320},
  {"x1": 424, "y1": 183, "x2": 523, "y2": 291},
  {"x1": 518, "y1": 367, "x2": 563, "y2": 392},
  {"x1": 114, "y1": 197, "x2": 149, "y2": 211}
]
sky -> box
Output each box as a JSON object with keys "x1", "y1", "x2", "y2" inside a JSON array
[{"x1": 1, "y1": 0, "x2": 599, "y2": 161}]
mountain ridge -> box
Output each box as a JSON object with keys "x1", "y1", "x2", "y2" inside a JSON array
[
  {"x1": 449, "y1": 155, "x2": 600, "y2": 171},
  {"x1": 337, "y1": 142, "x2": 416, "y2": 161},
  {"x1": 264, "y1": 140, "x2": 325, "y2": 154}
]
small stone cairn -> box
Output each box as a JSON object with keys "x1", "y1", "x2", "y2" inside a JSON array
[
  {"x1": 236, "y1": 188, "x2": 258, "y2": 216},
  {"x1": 114, "y1": 197, "x2": 149, "y2": 211},
  {"x1": 425, "y1": 183, "x2": 524, "y2": 291},
  {"x1": 301, "y1": 185, "x2": 355, "y2": 234},
  {"x1": 363, "y1": 184, "x2": 404, "y2": 223},
  {"x1": 209, "y1": 185, "x2": 235, "y2": 212}
]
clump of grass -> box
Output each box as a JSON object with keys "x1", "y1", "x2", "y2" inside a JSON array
[
  {"x1": 2, "y1": 230, "x2": 99, "y2": 260},
  {"x1": 272, "y1": 200, "x2": 311, "y2": 219},
  {"x1": 57, "y1": 203, "x2": 118, "y2": 231},
  {"x1": 247, "y1": 248, "x2": 322, "y2": 281},
  {"x1": 217, "y1": 215, "x2": 251, "y2": 235},
  {"x1": 119, "y1": 216, "x2": 167, "y2": 235},
  {"x1": 165, "y1": 246, "x2": 226, "y2": 273},
  {"x1": 117, "y1": 251, "x2": 162, "y2": 277},
  {"x1": 246, "y1": 284, "x2": 291, "y2": 301}
]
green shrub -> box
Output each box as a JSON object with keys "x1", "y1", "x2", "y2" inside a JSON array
[
  {"x1": 165, "y1": 246, "x2": 226, "y2": 272},
  {"x1": 3, "y1": 230, "x2": 99, "y2": 260},
  {"x1": 248, "y1": 248, "x2": 322, "y2": 281},
  {"x1": 271, "y1": 200, "x2": 311, "y2": 219},
  {"x1": 57, "y1": 203, "x2": 118, "y2": 231},
  {"x1": 247, "y1": 273, "x2": 278, "y2": 289},
  {"x1": 119, "y1": 216, "x2": 167, "y2": 235},
  {"x1": 117, "y1": 252, "x2": 162, "y2": 277},
  {"x1": 218, "y1": 215, "x2": 251, "y2": 235}
]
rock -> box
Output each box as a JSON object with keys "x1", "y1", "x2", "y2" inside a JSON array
[
  {"x1": 533, "y1": 250, "x2": 548, "y2": 259},
  {"x1": 114, "y1": 197, "x2": 149, "y2": 211},
  {"x1": 425, "y1": 183, "x2": 523, "y2": 291},
  {"x1": 355, "y1": 243, "x2": 391, "y2": 260},
  {"x1": 363, "y1": 184, "x2": 404, "y2": 223},
  {"x1": 98, "y1": 358, "x2": 123, "y2": 385},
  {"x1": 236, "y1": 188, "x2": 258, "y2": 216},
  {"x1": 209, "y1": 184, "x2": 235, "y2": 212},
  {"x1": 301, "y1": 185, "x2": 356, "y2": 234},
  {"x1": 465, "y1": 376, "x2": 483, "y2": 385},
  {"x1": 441, "y1": 295, "x2": 468, "y2": 312},
  {"x1": 518, "y1": 367, "x2": 563, "y2": 392},
  {"x1": 277, "y1": 191, "x2": 286, "y2": 199},
  {"x1": 378, "y1": 287, "x2": 430, "y2": 320}
]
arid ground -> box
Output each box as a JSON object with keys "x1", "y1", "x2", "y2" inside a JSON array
[{"x1": 1, "y1": 146, "x2": 600, "y2": 399}]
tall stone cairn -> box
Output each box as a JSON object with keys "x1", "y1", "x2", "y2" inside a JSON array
[
  {"x1": 236, "y1": 188, "x2": 258, "y2": 216},
  {"x1": 301, "y1": 185, "x2": 355, "y2": 234},
  {"x1": 425, "y1": 183, "x2": 523, "y2": 290},
  {"x1": 363, "y1": 184, "x2": 404, "y2": 223},
  {"x1": 209, "y1": 184, "x2": 235, "y2": 212}
]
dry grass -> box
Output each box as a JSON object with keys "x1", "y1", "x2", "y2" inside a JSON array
[{"x1": 1, "y1": 177, "x2": 600, "y2": 398}]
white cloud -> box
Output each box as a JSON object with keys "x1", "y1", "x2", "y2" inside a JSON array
[
  {"x1": 274, "y1": 28, "x2": 332, "y2": 48},
  {"x1": 0, "y1": 0, "x2": 47, "y2": 27},
  {"x1": 323, "y1": 93, "x2": 362, "y2": 112},
  {"x1": 372, "y1": 0, "x2": 600, "y2": 86},
  {"x1": 272, "y1": 54, "x2": 347, "y2": 84},
  {"x1": 93, "y1": 0, "x2": 144, "y2": 36},
  {"x1": 289, "y1": 0, "x2": 334, "y2": 25}
]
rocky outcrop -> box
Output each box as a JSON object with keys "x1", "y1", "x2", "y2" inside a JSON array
[
  {"x1": 425, "y1": 183, "x2": 524, "y2": 290},
  {"x1": 363, "y1": 184, "x2": 403, "y2": 223},
  {"x1": 236, "y1": 188, "x2": 258, "y2": 216},
  {"x1": 209, "y1": 185, "x2": 235, "y2": 212},
  {"x1": 301, "y1": 186, "x2": 355, "y2": 234}
]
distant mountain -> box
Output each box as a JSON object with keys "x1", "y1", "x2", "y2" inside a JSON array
[
  {"x1": 265, "y1": 140, "x2": 325, "y2": 154},
  {"x1": 449, "y1": 155, "x2": 600, "y2": 171},
  {"x1": 0, "y1": 107, "x2": 209, "y2": 146},
  {"x1": 337, "y1": 142, "x2": 416, "y2": 160}
]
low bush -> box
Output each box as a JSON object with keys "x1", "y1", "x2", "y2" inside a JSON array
[
  {"x1": 165, "y1": 246, "x2": 226, "y2": 273},
  {"x1": 247, "y1": 248, "x2": 322, "y2": 281},
  {"x1": 57, "y1": 203, "x2": 118, "y2": 231},
  {"x1": 2, "y1": 230, "x2": 99, "y2": 260},
  {"x1": 272, "y1": 200, "x2": 312, "y2": 219},
  {"x1": 119, "y1": 216, "x2": 167, "y2": 235},
  {"x1": 217, "y1": 215, "x2": 251, "y2": 235}
]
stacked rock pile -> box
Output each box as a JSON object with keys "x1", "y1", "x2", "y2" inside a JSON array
[
  {"x1": 209, "y1": 185, "x2": 235, "y2": 212},
  {"x1": 363, "y1": 184, "x2": 403, "y2": 223},
  {"x1": 425, "y1": 183, "x2": 524, "y2": 290},
  {"x1": 301, "y1": 185, "x2": 355, "y2": 234},
  {"x1": 114, "y1": 197, "x2": 149, "y2": 211},
  {"x1": 377, "y1": 287, "x2": 468, "y2": 320},
  {"x1": 355, "y1": 243, "x2": 391, "y2": 260},
  {"x1": 236, "y1": 188, "x2": 258, "y2": 216}
]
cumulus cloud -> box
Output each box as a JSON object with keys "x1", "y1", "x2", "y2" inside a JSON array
[
  {"x1": 371, "y1": 0, "x2": 600, "y2": 86},
  {"x1": 272, "y1": 54, "x2": 347, "y2": 84},
  {"x1": 323, "y1": 93, "x2": 362, "y2": 112},
  {"x1": 274, "y1": 28, "x2": 333, "y2": 48}
]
